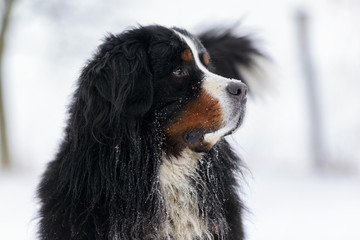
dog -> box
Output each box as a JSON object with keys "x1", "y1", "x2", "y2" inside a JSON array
[{"x1": 37, "y1": 25, "x2": 262, "y2": 239}]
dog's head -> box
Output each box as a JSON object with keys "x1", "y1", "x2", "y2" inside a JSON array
[{"x1": 82, "y1": 25, "x2": 249, "y2": 156}]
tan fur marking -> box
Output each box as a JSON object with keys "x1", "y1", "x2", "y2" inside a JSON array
[
  {"x1": 164, "y1": 89, "x2": 223, "y2": 138},
  {"x1": 180, "y1": 48, "x2": 193, "y2": 61}
]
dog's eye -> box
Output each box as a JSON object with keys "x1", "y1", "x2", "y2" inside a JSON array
[{"x1": 173, "y1": 67, "x2": 188, "y2": 77}]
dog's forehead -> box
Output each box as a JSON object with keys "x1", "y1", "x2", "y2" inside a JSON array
[{"x1": 172, "y1": 28, "x2": 206, "y2": 53}]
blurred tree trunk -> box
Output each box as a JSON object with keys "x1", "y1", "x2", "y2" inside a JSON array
[
  {"x1": 0, "y1": 0, "x2": 15, "y2": 168},
  {"x1": 295, "y1": 9, "x2": 326, "y2": 170}
]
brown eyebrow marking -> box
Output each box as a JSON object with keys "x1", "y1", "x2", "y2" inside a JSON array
[
  {"x1": 202, "y1": 53, "x2": 209, "y2": 66},
  {"x1": 180, "y1": 49, "x2": 193, "y2": 61}
]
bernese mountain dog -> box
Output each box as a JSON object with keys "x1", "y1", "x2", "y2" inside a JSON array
[{"x1": 37, "y1": 25, "x2": 262, "y2": 239}]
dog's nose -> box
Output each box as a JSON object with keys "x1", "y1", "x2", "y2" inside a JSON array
[{"x1": 226, "y1": 82, "x2": 248, "y2": 100}]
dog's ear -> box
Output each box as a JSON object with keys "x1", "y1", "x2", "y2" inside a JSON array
[
  {"x1": 198, "y1": 27, "x2": 264, "y2": 87},
  {"x1": 86, "y1": 32, "x2": 153, "y2": 118}
]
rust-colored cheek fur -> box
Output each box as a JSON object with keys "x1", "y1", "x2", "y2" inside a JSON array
[{"x1": 164, "y1": 89, "x2": 223, "y2": 154}]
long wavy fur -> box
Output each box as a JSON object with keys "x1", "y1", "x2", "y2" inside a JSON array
[{"x1": 37, "y1": 25, "x2": 262, "y2": 240}]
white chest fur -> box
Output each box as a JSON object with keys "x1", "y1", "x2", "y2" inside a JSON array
[{"x1": 159, "y1": 148, "x2": 213, "y2": 239}]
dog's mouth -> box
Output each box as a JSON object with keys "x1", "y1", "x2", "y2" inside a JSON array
[
  {"x1": 182, "y1": 103, "x2": 246, "y2": 152},
  {"x1": 182, "y1": 116, "x2": 242, "y2": 144}
]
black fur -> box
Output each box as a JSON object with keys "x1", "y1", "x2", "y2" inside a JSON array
[{"x1": 37, "y1": 25, "x2": 261, "y2": 239}]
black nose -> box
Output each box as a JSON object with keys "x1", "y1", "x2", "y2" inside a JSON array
[{"x1": 226, "y1": 82, "x2": 248, "y2": 100}]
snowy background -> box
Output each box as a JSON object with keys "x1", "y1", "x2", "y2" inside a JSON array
[{"x1": 1, "y1": 0, "x2": 360, "y2": 239}]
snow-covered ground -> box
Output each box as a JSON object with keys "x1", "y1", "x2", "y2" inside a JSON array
[
  {"x1": 0, "y1": 170, "x2": 39, "y2": 240},
  {"x1": 243, "y1": 170, "x2": 360, "y2": 240},
  {"x1": 1, "y1": 0, "x2": 360, "y2": 239}
]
